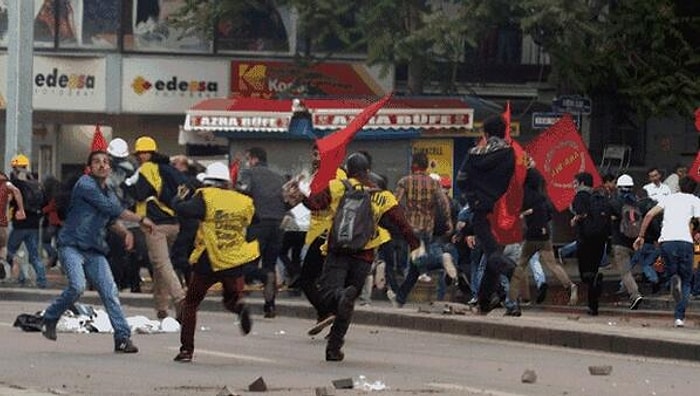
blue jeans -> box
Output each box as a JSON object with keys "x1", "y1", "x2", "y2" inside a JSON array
[
  {"x1": 659, "y1": 241, "x2": 694, "y2": 320},
  {"x1": 7, "y1": 228, "x2": 46, "y2": 287},
  {"x1": 43, "y1": 246, "x2": 131, "y2": 342},
  {"x1": 630, "y1": 242, "x2": 660, "y2": 284},
  {"x1": 529, "y1": 252, "x2": 546, "y2": 289}
]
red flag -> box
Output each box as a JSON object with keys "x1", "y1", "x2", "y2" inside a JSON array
[
  {"x1": 695, "y1": 108, "x2": 700, "y2": 132},
  {"x1": 229, "y1": 158, "x2": 240, "y2": 185},
  {"x1": 91, "y1": 124, "x2": 108, "y2": 152},
  {"x1": 310, "y1": 94, "x2": 392, "y2": 194},
  {"x1": 688, "y1": 151, "x2": 700, "y2": 182},
  {"x1": 486, "y1": 101, "x2": 525, "y2": 245},
  {"x1": 525, "y1": 114, "x2": 601, "y2": 211}
]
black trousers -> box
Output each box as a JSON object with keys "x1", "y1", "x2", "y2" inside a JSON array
[
  {"x1": 576, "y1": 235, "x2": 608, "y2": 311},
  {"x1": 318, "y1": 252, "x2": 372, "y2": 350},
  {"x1": 300, "y1": 236, "x2": 327, "y2": 318}
]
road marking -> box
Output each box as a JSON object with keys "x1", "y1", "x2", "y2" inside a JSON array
[
  {"x1": 168, "y1": 347, "x2": 276, "y2": 363},
  {"x1": 427, "y1": 382, "x2": 525, "y2": 396}
]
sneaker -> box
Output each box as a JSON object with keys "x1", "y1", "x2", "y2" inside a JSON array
[
  {"x1": 308, "y1": 315, "x2": 336, "y2": 336},
  {"x1": 114, "y1": 339, "x2": 139, "y2": 353},
  {"x1": 536, "y1": 283, "x2": 548, "y2": 304},
  {"x1": 568, "y1": 284, "x2": 579, "y2": 306},
  {"x1": 674, "y1": 318, "x2": 685, "y2": 328},
  {"x1": 156, "y1": 310, "x2": 169, "y2": 320},
  {"x1": 629, "y1": 295, "x2": 643, "y2": 310},
  {"x1": 386, "y1": 289, "x2": 402, "y2": 308},
  {"x1": 337, "y1": 286, "x2": 357, "y2": 318},
  {"x1": 42, "y1": 318, "x2": 57, "y2": 341},
  {"x1": 325, "y1": 348, "x2": 345, "y2": 362},
  {"x1": 174, "y1": 349, "x2": 193, "y2": 362},
  {"x1": 418, "y1": 273, "x2": 432, "y2": 283},
  {"x1": 238, "y1": 305, "x2": 252, "y2": 335},
  {"x1": 671, "y1": 275, "x2": 682, "y2": 303},
  {"x1": 504, "y1": 305, "x2": 522, "y2": 317},
  {"x1": 467, "y1": 297, "x2": 478, "y2": 306},
  {"x1": 442, "y1": 253, "x2": 458, "y2": 279}
]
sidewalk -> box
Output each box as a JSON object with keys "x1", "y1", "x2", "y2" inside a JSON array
[{"x1": 3, "y1": 281, "x2": 700, "y2": 363}]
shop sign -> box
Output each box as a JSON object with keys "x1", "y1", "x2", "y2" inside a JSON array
[
  {"x1": 312, "y1": 109, "x2": 474, "y2": 130},
  {"x1": 29, "y1": 56, "x2": 106, "y2": 111},
  {"x1": 123, "y1": 57, "x2": 229, "y2": 114},
  {"x1": 185, "y1": 113, "x2": 290, "y2": 132},
  {"x1": 231, "y1": 60, "x2": 393, "y2": 98}
]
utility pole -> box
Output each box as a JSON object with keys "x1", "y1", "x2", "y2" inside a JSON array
[{"x1": 4, "y1": 0, "x2": 34, "y2": 171}]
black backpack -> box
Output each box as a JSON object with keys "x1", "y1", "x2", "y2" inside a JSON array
[
  {"x1": 581, "y1": 190, "x2": 612, "y2": 238},
  {"x1": 619, "y1": 202, "x2": 643, "y2": 239},
  {"x1": 14, "y1": 179, "x2": 45, "y2": 216},
  {"x1": 328, "y1": 180, "x2": 377, "y2": 253}
]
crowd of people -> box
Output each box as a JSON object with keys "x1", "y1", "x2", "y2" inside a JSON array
[{"x1": 3, "y1": 116, "x2": 700, "y2": 362}]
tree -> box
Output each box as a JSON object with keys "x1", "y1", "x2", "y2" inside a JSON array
[{"x1": 517, "y1": 0, "x2": 700, "y2": 118}]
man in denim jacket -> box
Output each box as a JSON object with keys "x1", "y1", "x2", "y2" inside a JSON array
[{"x1": 41, "y1": 151, "x2": 155, "y2": 353}]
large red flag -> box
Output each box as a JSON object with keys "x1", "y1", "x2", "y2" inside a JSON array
[
  {"x1": 695, "y1": 108, "x2": 700, "y2": 132},
  {"x1": 525, "y1": 114, "x2": 601, "y2": 211},
  {"x1": 487, "y1": 101, "x2": 526, "y2": 245},
  {"x1": 91, "y1": 124, "x2": 108, "y2": 152},
  {"x1": 688, "y1": 150, "x2": 700, "y2": 182},
  {"x1": 310, "y1": 94, "x2": 392, "y2": 194}
]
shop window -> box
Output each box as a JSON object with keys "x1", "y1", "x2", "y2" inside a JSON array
[
  {"x1": 216, "y1": 2, "x2": 290, "y2": 53},
  {"x1": 125, "y1": 0, "x2": 211, "y2": 53}
]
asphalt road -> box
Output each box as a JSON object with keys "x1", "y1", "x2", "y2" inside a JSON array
[{"x1": 1, "y1": 301, "x2": 699, "y2": 396}]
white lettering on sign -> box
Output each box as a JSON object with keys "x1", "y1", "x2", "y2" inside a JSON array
[
  {"x1": 194, "y1": 116, "x2": 290, "y2": 130},
  {"x1": 312, "y1": 109, "x2": 473, "y2": 129},
  {"x1": 534, "y1": 116, "x2": 561, "y2": 126}
]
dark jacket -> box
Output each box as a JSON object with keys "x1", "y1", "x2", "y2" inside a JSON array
[
  {"x1": 456, "y1": 137, "x2": 514, "y2": 213},
  {"x1": 236, "y1": 162, "x2": 287, "y2": 221}
]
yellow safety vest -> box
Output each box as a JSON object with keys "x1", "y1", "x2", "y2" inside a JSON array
[
  {"x1": 134, "y1": 162, "x2": 175, "y2": 218},
  {"x1": 323, "y1": 177, "x2": 397, "y2": 252},
  {"x1": 305, "y1": 168, "x2": 347, "y2": 244},
  {"x1": 189, "y1": 187, "x2": 260, "y2": 271}
]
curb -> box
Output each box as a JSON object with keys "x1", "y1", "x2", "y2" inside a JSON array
[{"x1": 3, "y1": 287, "x2": 700, "y2": 362}]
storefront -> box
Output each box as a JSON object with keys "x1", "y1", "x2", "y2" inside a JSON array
[{"x1": 182, "y1": 96, "x2": 476, "y2": 187}]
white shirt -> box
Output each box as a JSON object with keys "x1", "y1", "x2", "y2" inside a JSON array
[
  {"x1": 643, "y1": 182, "x2": 672, "y2": 202},
  {"x1": 663, "y1": 174, "x2": 680, "y2": 194},
  {"x1": 656, "y1": 193, "x2": 700, "y2": 243}
]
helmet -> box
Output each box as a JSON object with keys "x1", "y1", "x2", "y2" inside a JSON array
[
  {"x1": 345, "y1": 152, "x2": 370, "y2": 177},
  {"x1": 10, "y1": 154, "x2": 29, "y2": 167},
  {"x1": 134, "y1": 136, "x2": 157, "y2": 153},
  {"x1": 429, "y1": 173, "x2": 441, "y2": 182},
  {"x1": 203, "y1": 162, "x2": 231, "y2": 182},
  {"x1": 616, "y1": 174, "x2": 634, "y2": 187},
  {"x1": 107, "y1": 138, "x2": 129, "y2": 159}
]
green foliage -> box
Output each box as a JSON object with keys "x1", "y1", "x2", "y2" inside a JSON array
[{"x1": 517, "y1": 0, "x2": 700, "y2": 117}]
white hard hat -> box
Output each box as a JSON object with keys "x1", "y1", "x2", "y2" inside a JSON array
[
  {"x1": 107, "y1": 138, "x2": 129, "y2": 159},
  {"x1": 203, "y1": 162, "x2": 230, "y2": 182},
  {"x1": 616, "y1": 174, "x2": 634, "y2": 187}
]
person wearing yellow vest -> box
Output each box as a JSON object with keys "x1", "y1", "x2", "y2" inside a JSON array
[
  {"x1": 122, "y1": 136, "x2": 185, "y2": 320},
  {"x1": 286, "y1": 145, "x2": 349, "y2": 336},
  {"x1": 170, "y1": 162, "x2": 259, "y2": 363},
  {"x1": 304, "y1": 152, "x2": 421, "y2": 362}
]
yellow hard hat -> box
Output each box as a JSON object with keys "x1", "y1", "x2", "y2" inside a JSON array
[
  {"x1": 10, "y1": 154, "x2": 29, "y2": 167},
  {"x1": 134, "y1": 136, "x2": 157, "y2": 152}
]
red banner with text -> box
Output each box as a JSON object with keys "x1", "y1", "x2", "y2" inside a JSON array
[{"x1": 525, "y1": 114, "x2": 601, "y2": 211}]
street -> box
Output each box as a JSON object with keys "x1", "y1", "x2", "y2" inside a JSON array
[{"x1": 0, "y1": 301, "x2": 699, "y2": 396}]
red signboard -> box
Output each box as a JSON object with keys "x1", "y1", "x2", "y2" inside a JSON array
[{"x1": 231, "y1": 61, "x2": 388, "y2": 98}]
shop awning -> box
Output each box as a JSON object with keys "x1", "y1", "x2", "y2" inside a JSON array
[{"x1": 183, "y1": 97, "x2": 475, "y2": 138}]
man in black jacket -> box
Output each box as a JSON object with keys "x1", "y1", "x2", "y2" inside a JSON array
[{"x1": 455, "y1": 115, "x2": 516, "y2": 313}]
